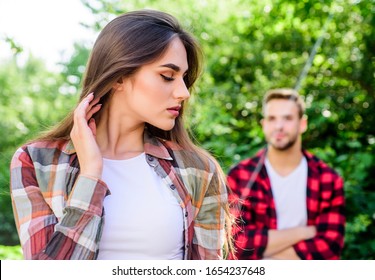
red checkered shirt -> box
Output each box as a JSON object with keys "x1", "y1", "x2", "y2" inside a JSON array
[{"x1": 227, "y1": 148, "x2": 345, "y2": 260}]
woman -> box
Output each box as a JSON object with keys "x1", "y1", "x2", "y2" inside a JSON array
[{"x1": 10, "y1": 9, "x2": 232, "y2": 260}]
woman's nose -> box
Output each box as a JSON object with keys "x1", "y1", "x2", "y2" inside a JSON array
[{"x1": 174, "y1": 79, "x2": 190, "y2": 100}]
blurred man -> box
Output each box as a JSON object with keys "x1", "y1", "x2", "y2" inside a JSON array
[{"x1": 228, "y1": 88, "x2": 345, "y2": 259}]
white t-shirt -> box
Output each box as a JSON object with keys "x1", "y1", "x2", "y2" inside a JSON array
[
  {"x1": 97, "y1": 153, "x2": 184, "y2": 260},
  {"x1": 265, "y1": 157, "x2": 308, "y2": 230}
]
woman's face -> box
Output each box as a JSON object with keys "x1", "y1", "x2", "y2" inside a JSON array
[{"x1": 117, "y1": 37, "x2": 190, "y2": 131}]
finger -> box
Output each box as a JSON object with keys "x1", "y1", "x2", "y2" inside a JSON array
[
  {"x1": 74, "y1": 93, "x2": 96, "y2": 121},
  {"x1": 89, "y1": 97, "x2": 101, "y2": 107},
  {"x1": 78, "y1": 93, "x2": 94, "y2": 110},
  {"x1": 83, "y1": 92, "x2": 95, "y2": 104},
  {"x1": 74, "y1": 100, "x2": 90, "y2": 123},
  {"x1": 83, "y1": 96, "x2": 101, "y2": 116},
  {"x1": 86, "y1": 98, "x2": 101, "y2": 115},
  {"x1": 76, "y1": 93, "x2": 93, "y2": 111},
  {"x1": 86, "y1": 104, "x2": 102, "y2": 120}
]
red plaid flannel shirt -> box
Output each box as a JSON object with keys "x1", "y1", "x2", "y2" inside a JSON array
[{"x1": 227, "y1": 148, "x2": 345, "y2": 260}]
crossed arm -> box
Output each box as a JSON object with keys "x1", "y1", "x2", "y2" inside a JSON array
[
  {"x1": 263, "y1": 227, "x2": 316, "y2": 259},
  {"x1": 228, "y1": 168, "x2": 345, "y2": 260}
]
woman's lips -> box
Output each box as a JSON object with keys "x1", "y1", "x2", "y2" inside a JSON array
[{"x1": 167, "y1": 106, "x2": 181, "y2": 117}]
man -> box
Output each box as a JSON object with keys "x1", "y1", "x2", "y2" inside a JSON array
[{"x1": 228, "y1": 88, "x2": 345, "y2": 260}]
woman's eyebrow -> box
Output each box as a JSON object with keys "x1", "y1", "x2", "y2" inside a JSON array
[{"x1": 160, "y1": 63, "x2": 181, "y2": 72}]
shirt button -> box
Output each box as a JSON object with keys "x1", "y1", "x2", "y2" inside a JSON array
[
  {"x1": 146, "y1": 155, "x2": 157, "y2": 167},
  {"x1": 170, "y1": 184, "x2": 176, "y2": 190},
  {"x1": 185, "y1": 212, "x2": 188, "y2": 217}
]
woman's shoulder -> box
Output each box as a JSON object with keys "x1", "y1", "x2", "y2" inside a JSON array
[
  {"x1": 18, "y1": 139, "x2": 70, "y2": 153},
  {"x1": 162, "y1": 139, "x2": 219, "y2": 174},
  {"x1": 12, "y1": 139, "x2": 71, "y2": 165},
  {"x1": 160, "y1": 139, "x2": 227, "y2": 196}
]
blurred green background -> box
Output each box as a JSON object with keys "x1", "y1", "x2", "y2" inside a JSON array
[{"x1": 0, "y1": 0, "x2": 374, "y2": 259}]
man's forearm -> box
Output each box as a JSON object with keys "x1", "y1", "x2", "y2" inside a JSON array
[
  {"x1": 263, "y1": 226, "x2": 316, "y2": 258},
  {"x1": 264, "y1": 247, "x2": 300, "y2": 260}
]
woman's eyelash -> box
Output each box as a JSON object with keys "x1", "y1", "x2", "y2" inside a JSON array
[{"x1": 161, "y1": 74, "x2": 174, "y2": 81}]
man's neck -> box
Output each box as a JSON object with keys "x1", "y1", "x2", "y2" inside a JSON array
[{"x1": 266, "y1": 145, "x2": 304, "y2": 177}]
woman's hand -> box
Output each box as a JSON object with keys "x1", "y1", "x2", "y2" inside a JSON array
[{"x1": 70, "y1": 92, "x2": 103, "y2": 179}]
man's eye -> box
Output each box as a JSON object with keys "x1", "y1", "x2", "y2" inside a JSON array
[{"x1": 161, "y1": 74, "x2": 174, "y2": 81}]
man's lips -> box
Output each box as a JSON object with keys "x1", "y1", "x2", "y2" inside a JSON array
[{"x1": 274, "y1": 132, "x2": 286, "y2": 139}]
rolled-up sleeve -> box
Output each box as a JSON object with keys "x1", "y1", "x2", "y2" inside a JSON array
[
  {"x1": 294, "y1": 175, "x2": 345, "y2": 259},
  {"x1": 10, "y1": 146, "x2": 109, "y2": 259}
]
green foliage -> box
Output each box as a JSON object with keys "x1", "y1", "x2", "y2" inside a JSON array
[
  {"x1": 0, "y1": 0, "x2": 373, "y2": 259},
  {"x1": 0, "y1": 56, "x2": 78, "y2": 245},
  {"x1": 2, "y1": 36, "x2": 23, "y2": 55},
  {"x1": 0, "y1": 245, "x2": 22, "y2": 260}
]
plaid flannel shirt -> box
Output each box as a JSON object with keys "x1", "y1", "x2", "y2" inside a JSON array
[
  {"x1": 227, "y1": 148, "x2": 345, "y2": 260},
  {"x1": 10, "y1": 132, "x2": 227, "y2": 260}
]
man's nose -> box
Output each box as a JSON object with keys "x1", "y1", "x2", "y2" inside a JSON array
[{"x1": 275, "y1": 119, "x2": 285, "y2": 129}]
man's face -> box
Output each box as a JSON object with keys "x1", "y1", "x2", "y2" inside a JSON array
[{"x1": 261, "y1": 99, "x2": 307, "y2": 151}]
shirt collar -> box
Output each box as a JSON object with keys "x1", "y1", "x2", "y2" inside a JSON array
[
  {"x1": 302, "y1": 149, "x2": 319, "y2": 173},
  {"x1": 261, "y1": 146, "x2": 315, "y2": 167},
  {"x1": 62, "y1": 140, "x2": 75, "y2": 155},
  {"x1": 61, "y1": 131, "x2": 173, "y2": 161},
  {"x1": 143, "y1": 131, "x2": 173, "y2": 160}
]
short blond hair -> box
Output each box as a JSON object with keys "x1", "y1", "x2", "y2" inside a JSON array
[{"x1": 263, "y1": 88, "x2": 305, "y2": 118}]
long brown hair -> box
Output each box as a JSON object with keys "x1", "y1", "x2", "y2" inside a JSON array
[
  {"x1": 37, "y1": 10, "x2": 201, "y2": 142},
  {"x1": 36, "y1": 9, "x2": 234, "y2": 257}
]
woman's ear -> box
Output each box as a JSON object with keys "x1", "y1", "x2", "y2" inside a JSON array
[{"x1": 112, "y1": 77, "x2": 124, "y2": 91}]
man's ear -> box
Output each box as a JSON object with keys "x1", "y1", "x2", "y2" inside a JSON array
[
  {"x1": 300, "y1": 115, "x2": 308, "y2": 134},
  {"x1": 260, "y1": 118, "x2": 267, "y2": 133}
]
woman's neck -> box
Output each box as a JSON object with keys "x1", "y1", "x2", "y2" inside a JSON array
[{"x1": 96, "y1": 104, "x2": 145, "y2": 160}]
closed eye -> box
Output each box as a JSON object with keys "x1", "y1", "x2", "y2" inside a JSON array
[{"x1": 161, "y1": 74, "x2": 174, "y2": 81}]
